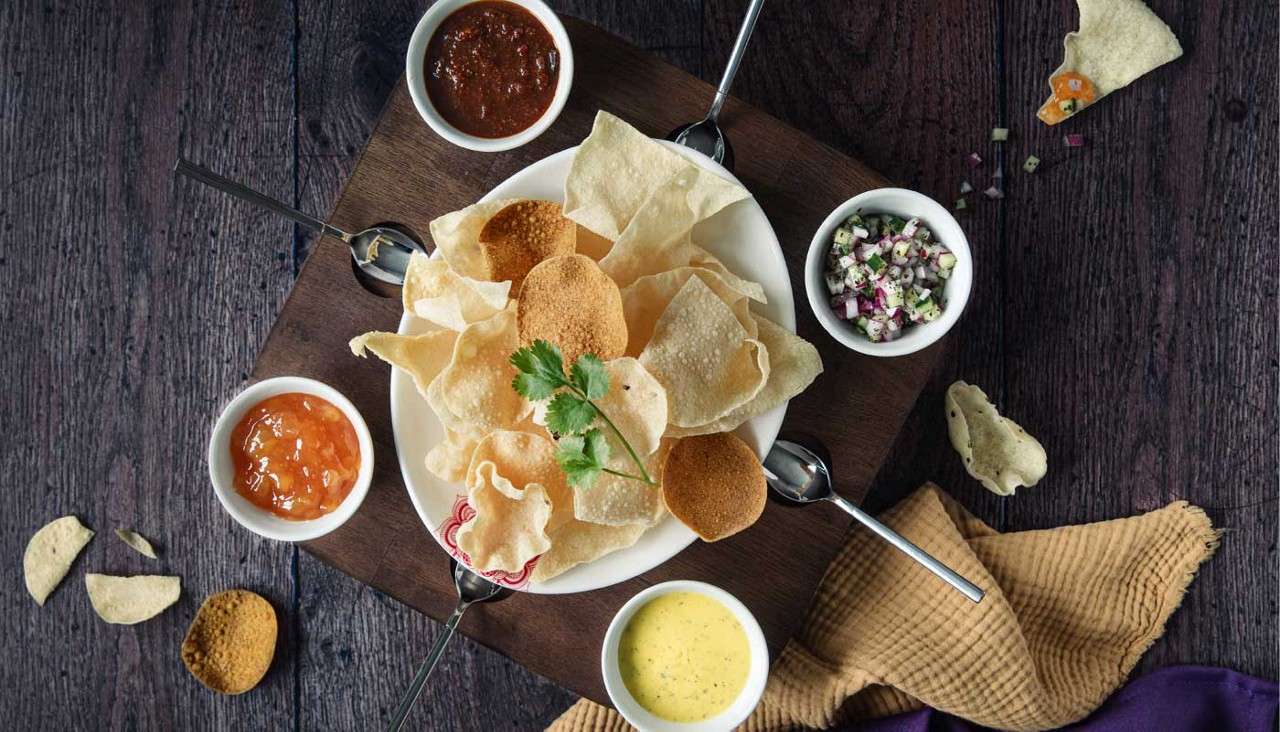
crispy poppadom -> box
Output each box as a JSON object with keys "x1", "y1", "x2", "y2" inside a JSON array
[
  {"x1": 945, "y1": 380, "x2": 1048, "y2": 496},
  {"x1": 24, "y1": 516, "x2": 94, "y2": 606}
]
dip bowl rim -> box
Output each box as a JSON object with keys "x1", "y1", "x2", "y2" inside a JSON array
[
  {"x1": 405, "y1": 0, "x2": 575, "y2": 153},
  {"x1": 804, "y1": 186, "x2": 973, "y2": 357},
  {"x1": 600, "y1": 580, "x2": 770, "y2": 732},
  {"x1": 207, "y1": 376, "x2": 374, "y2": 543}
]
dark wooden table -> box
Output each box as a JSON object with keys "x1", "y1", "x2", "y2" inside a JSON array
[{"x1": 2, "y1": 1, "x2": 1275, "y2": 729}]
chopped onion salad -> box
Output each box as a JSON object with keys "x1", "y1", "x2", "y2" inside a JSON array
[{"x1": 823, "y1": 213, "x2": 956, "y2": 343}]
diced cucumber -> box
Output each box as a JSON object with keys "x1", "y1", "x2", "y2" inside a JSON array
[
  {"x1": 918, "y1": 299, "x2": 941, "y2": 322},
  {"x1": 879, "y1": 279, "x2": 904, "y2": 308},
  {"x1": 866, "y1": 253, "x2": 886, "y2": 273},
  {"x1": 845, "y1": 267, "x2": 867, "y2": 289},
  {"x1": 938, "y1": 252, "x2": 957, "y2": 270},
  {"x1": 834, "y1": 226, "x2": 854, "y2": 246},
  {"x1": 892, "y1": 240, "x2": 911, "y2": 259}
]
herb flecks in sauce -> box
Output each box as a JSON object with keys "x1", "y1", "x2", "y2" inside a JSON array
[{"x1": 618, "y1": 592, "x2": 750, "y2": 722}]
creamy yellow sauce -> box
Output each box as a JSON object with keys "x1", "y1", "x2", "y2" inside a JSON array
[{"x1": 617, "y1": 591, "x2": 751, "y2": 722}]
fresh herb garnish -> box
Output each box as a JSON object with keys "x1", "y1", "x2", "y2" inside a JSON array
[{"x1": 509, "y1": 340, "x2": 655, "y2": 489}]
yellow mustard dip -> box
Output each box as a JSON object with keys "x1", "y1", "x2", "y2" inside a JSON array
[{"x1": 617, "y1": 591, "x2": 751, "y2": 722}]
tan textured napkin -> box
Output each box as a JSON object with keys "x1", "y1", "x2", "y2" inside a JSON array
[{"x1": 550, "y1": 484, "x2": 1218, "y2": 732}]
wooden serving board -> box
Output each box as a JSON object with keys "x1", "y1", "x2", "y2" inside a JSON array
[{"x1": 252, "y1": 16, "x2": 940, "y2": 704}]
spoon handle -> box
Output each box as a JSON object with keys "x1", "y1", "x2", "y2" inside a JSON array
[
  {"x1": 173, "y1": 157, "x2": 348, "y2": 241},
  {"x1": 386, "y1": 603, "x2": 467, "y2": 732},
  {"x1": 709, "y1": 0, "x2": 766, "y2": 120},
  {"x1": 829, "y1": 493, "x2": 986, "y2": 603}
]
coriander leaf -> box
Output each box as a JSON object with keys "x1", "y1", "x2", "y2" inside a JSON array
[
  {"x1": 555, "y1": 434, "x2": 603, "y2": 488},
  {"x1": 519, "y1": 341, "x2": 567, "y2": 382},
  {"x1": 512, "y1": 372, "x2": 558, "y2": 401},
  {"x1": 546, "y1": 392, "x2": 597, "y2": 436},
  {"x1": 582, "y1": 428, "x2": 611, "y2": 466},
  {"x1": 570, "y1": 354, "x2": 610, "y2": 400}
]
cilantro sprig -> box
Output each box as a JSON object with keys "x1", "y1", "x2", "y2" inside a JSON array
[{"x1": 510, "y1": 341, "x2": 655, "y2": 489}]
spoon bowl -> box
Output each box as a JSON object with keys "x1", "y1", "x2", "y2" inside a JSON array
[
  {"x1": 764, "y1": 439, "x2": 985, "y2": 603},
  {"x1": 350, "y1": 225, "x2": 424, "y2": 286},
  {"x1": 667, "y1": 118, "x2": 735, "y2": 171}
]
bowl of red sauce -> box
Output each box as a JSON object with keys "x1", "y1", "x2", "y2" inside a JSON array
[
  {"x1": 406, "y1": 0, "x2": 573, "y2": 152},
  {"x1": 208, "y1": 376, "x2": 374, "y2": 542}
]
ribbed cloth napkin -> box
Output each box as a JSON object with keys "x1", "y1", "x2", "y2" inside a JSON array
[{"x1": 549, "y1": 484, "x2": 1219, "y2": 732}]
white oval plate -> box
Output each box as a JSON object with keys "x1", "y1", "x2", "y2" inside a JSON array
[{"x1": 391, "y1": 142, "x2": 795, "y2": 594}]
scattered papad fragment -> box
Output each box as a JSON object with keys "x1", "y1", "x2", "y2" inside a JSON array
[
  {"x1": 24, "y1": 515, "x2": 94, "y2": 606},
  {"x1": 945, "y1": 380, "x2": 1048, "y2": 496},
  {"x1": 1037, "y1": 0, "x2": 1182, "y2": 124},
  {"x1": 182, "y1": 589, "x2": 277, "y2": 695},
  {"x1": 85, "y1": 574, "x2": 181, "y2": 625},
  {"x1": 114, "y1": 528, "x2": 158, "y2": 559}
]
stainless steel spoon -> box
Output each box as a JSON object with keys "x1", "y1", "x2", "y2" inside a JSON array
[
  {"x1": 386, "y1": 561, "x2": 505, "y2": 731},
  {"x1": 666, "y1": 0, "x2": 766, "y2": 170},
  {"x1": 764, "y1": 439, "x2": 985, "y2": 603},
  {"x1": 174, "y1": 157, "x2": 425, "y2": 286}
]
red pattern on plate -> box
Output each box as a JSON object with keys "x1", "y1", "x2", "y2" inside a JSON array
[{"x1": 438, "y1": 494, "x2": 537, "y2": 589}]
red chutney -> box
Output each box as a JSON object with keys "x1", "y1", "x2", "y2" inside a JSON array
[
  {"x1": 230, "y1": 393, "x2": 361, "y2": 521},
  {"x1": 425, "y1": 0, "x2": 559, "y2": 138}
]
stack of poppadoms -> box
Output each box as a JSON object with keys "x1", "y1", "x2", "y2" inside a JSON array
[{"x1": 351, "y1": 112, "x2": 822, "y2": 582}]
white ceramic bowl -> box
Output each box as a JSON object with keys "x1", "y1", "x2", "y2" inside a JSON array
[
  {"x1": 405, "y1": 0, "x2": 574, "y2": 152},
  {"x1": 804, "y1": 188, "x2": 973, "y2": 357},
  {"x1": 601, "y1": 581, "x2": 770, "y2": 732},
  {"x1": 208, "y1": 376, "x2": 374, "y2": 542}
]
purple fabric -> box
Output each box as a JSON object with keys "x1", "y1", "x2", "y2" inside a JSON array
[{"x1": 838, "y1": 666, "x2": 1278, "y2": 732}]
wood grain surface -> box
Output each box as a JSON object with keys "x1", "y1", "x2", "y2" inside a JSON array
[{"x1": 1, "y1": 0, "x2": 1275, "y2": 730}]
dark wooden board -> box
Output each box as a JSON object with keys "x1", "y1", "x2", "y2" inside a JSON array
[
  {"x1": 252, "y1": 15, "x2": 941, "y2": 706},
  {"x1": 3, "y1": 0, "x2": 1275, "y2": 729}
]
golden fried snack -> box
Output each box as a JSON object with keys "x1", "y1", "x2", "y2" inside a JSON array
[
  {"x1": 661, "y1": 432, "x2": 766, "y2": 542},
  {"x1": 478, "y1": 200, "x2": 576, "y2": 287},
  {"x1": 517, "y1": 254, "x2": 627, "y2": 365}
]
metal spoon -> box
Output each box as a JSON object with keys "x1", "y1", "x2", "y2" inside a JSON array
[
  {"x1": 173, "y1": 157, "x2": 425, "y2": 286},
  {"x1": 764, "y1": 439, "x2": 986, "y2": 603},
  {"x1": 666, "y1": 0, "x2": 766, "y2": 170},
  {"x1": 386, "y1": 561, "x2": 505, "y2": 731}
]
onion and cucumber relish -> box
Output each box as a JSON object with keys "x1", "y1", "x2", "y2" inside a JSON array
[{"x1": 823, "y1": 213, "x2": 956, "y2": 343}]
